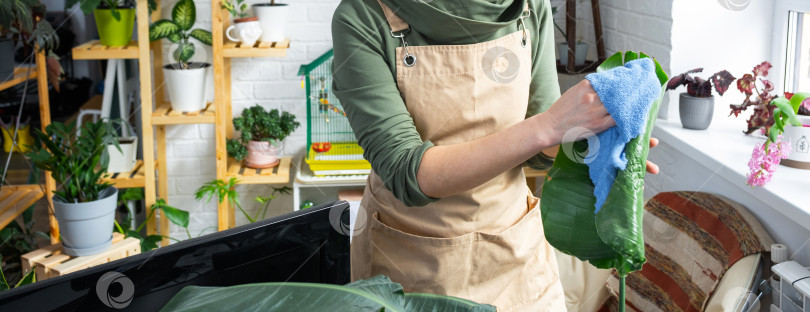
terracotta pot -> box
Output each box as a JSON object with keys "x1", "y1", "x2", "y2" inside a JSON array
[{"x1": 246, "y1": 140, "x2": 279, "y2": 168}]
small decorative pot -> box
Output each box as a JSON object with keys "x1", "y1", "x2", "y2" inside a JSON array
[
  {"x1": 94, "y1": 8, "x2": 136, "y2": 47},
  {"x1": 0, "y1": 38, "x2": 14, "y2": 81},
  {"x1": 781, "y1": 116, "x2": 810, "y2": 170},
  {"x1": 246, "y1": 140, "x2": 280, "y2": 168},
  {"x1": 254, "y1": 3, "x2": 289, "y2": 43},
  {"x1": 107, "y1": 137, "x2": 138, "y2": 173},
  {"x1": 678, "y1": 93, "x2": 714, "y2": 130},
  {"x1": 558, "y1": 42, "x2": 589, "y2": 66},
  {"x1": 53, "y1": 187, "x2": 118, "y2": 256},
  {"x1": 163, "y1": 63, "x2": 211, "y2": 112}
]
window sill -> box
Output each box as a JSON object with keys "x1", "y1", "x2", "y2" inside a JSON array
[{"x1": 652, "y1": 119, "x2": 810, "y2": 230}]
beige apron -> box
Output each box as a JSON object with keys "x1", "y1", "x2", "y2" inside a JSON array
[{"x1": 351, "y1": 2, "x2": 566, "y2": 310}]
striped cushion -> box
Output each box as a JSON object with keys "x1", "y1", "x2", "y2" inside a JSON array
[{"x1": 602, "y1": 191, "x2": 774, "y2": 312}]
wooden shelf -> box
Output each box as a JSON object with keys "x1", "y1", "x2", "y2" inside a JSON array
[
  {"x1": 72, "y1": 40, "x2": 139, "y2": 60},
  {"x1": 222, "y1": 39, "x2": 289, "y2": 58},
  {"x1": 0, "y1": 185, "x2": 45, "y2": 230},
  {"x1": 0, "y1": 67, "x2": 37, "y2": 92},
  {"x1": 226, "y1": 156, "x2": 291, "y2": 184},
  {"x1": 102, "y1": 160, "x2": 150, "y2": 189},
  {"x1": 21, "y1": 232, "x2": 140, "y2": 280},
  {"x1": 151, "y1": 102, "x2": 216, "y2": 125}
]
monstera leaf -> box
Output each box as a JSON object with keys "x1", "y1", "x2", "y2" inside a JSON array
[
  {"x1": 541, "y1": 51, "x2": 668, "y2": 276},
  {"x1": 160, "y1": 275, "x2": 495, "y2": 312}
]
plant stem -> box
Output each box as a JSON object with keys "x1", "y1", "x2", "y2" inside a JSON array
[
  {"x1": 114, "y1": 220, "x2": 124, "y2": 234},
  {"x1": 619, "y1": 275, "x2": 626, "y2": 312}
]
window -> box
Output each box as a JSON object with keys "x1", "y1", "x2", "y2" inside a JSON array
[{"x1": 774, "y1": 0, "x2": 810, "y2": 94}]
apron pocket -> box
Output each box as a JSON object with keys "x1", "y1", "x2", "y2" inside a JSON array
[{"x1": 369, "y1": 211, "x2": 476, "y2": 298}]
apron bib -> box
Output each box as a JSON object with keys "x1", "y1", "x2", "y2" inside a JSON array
[{"x1": 351, "y1": 2, "x2": 566, "y2": 310}]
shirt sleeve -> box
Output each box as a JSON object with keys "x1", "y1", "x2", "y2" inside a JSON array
[
  {"x1": 524, "y1": 0, "x2": 561, "y2": 170},
  {"x1": 331, "y1": 3, "x2": 438, "y2": 207}
]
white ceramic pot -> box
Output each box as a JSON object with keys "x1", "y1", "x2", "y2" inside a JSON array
[
  {"x1": 558, "y1": 42, "x2": 588, "y2": 66},
  {"x1": 226, "y1": 17, "x2": 263, "y2": 46},
  {"x1": 679, "y1": 93, "x2": 714, "y2": 130},
  {"x1": 782, "y1": 115, "x2": 810, "y2": 169},
  {"x1": 246, "y1": 140, "x2": 280, "y2": 169},
  {"x1": 53, "y1": 187, "x2": 118, "y2": 256},
  {"x1": 163, "y1": 63, "x2": 210, "y2": 112},
  {"x1": 107, "y1": 137, "x2": 138, "y2": 173},
  {"x1": 254, "y1": 3, "x2": 288, "y2": 43}
]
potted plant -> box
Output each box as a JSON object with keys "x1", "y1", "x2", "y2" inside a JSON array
[
  {"x1": 223, "y1": 0, "x2": 262, "y2": 47},
  {"x1": 149, "y1": 0, "x2": 213, "y2": 113},
  {"x1": 26, "y1": 120, "x2": 121, "y2": 256},
  {"x1": 106, "y1": 136, "x2": 137, "y2": 173},
  {"x1": 778, "y1": 92, "x2": 810, "y2": 170},
  {"x1": 0, "y1": 0, "x2": 60, "y2": 82},
  {"x1": 226, "y1": 104, "x2": 299, "y2": 169},
  {"x1": 666, "y1": 67, "x2": 735, "y2": 130},
  {"x1": 65, "y1": 0, "x2": 136, "y2": 47},
  {"x1": 551, "y1": 6, "x2": 587, "y2": 67},
  {"x1": 195, "y1": 177, "x2": 291, "y2": 224},
  {"x1": 253, "y1": 0, "x2": 288, "y2": 43}
]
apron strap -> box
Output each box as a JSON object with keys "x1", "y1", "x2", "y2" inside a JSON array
[{"x1": 376, "y1": 0, "x2": 410, "y2": 33}]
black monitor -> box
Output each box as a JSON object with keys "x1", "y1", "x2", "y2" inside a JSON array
[{"x1": 0, "y1": 200, "x2": 352, "y2": 311}]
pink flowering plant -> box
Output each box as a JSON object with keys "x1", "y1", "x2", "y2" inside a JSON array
[{"x1": 744, "y1": 92, "x2": 808, "y2": 186}]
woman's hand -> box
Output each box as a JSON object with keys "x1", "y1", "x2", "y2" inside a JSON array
[
  {"x1": 647, "y1": 137, "x2": 659, "y2": 174},
  {"x1": 544, "y1": 80, "x2": 615, "y2": 143}
]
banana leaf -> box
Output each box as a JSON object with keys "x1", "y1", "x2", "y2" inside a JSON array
[
  {"x1": 541, "y1": 51, "x2": 668, "y2": 277},
  {"x1": 160, "y1": 275, "x2": 495, "y2": 312}
]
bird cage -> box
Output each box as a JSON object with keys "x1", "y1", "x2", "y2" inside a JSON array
[{"x1": 298, "y1": 49, "x2": 371, "y2": 176}]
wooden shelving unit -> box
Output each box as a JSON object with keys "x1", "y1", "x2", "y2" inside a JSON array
[
  {"x1": 72, "y1": 40, "x2": 139, "y2": 60},
  {"x1": 211, "y1": 0, "x2": 292, "y2": 230},
  {"x1": 0, "y1": 49, "x2": 56, "y2": 242},
  {"x1": 62, "y1": 0, "x2": 293, "y2": 244}
]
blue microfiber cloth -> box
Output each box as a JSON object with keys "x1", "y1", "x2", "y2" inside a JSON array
[{"x1": 584, "y1": 58, "x2": 661, "y2": 213}]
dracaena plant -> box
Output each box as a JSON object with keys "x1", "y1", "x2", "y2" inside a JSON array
[
  {"x1": 666, "y1": 68, "x2": 736, "y2": 98},
  {"x1": 226, "y1": 104, "x2": 300, "y2": 161},
  {"x1": 149, "y1": 0, "x2": 212, "y2": 68},
  {"x1": 26, "y1": 120, "x2": 121, "y2": 203},
  {"x1": 64, "y1": 0, "x2": 136, "y2": 21},
  {"x1": 222, "y1": 0, "x2": 250, "y2": 19}
]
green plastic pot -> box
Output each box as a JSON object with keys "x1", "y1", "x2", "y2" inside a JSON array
[{"x1": 94, "y1": 8, "x2": 135, "y2": 47}]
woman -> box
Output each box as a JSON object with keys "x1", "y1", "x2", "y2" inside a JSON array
[{"x1": 331, "y1": 0, "x2": 658, "y2": 310}]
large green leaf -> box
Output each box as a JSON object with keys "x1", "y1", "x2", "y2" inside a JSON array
[
  {"x1": 174, "y1": 42, "x2": 195, "y2": 64},
  {"x1": 172, "y1": 0, "x2": 196, "y2": 31},
  {"x1": 152, "y1": 199, "x2": 189, "y2": 228},
  {"x1": 149, "y1": 20, "x2": 180, "y2": 42},
  {"x1": 189, "y1": 29, "x2": 213, "y2": 46},
  {"x1": 160, "y1": 275, "x2": 495, "y2": 312},
  {"x1": 541, "y1": 51, "x2": 668, "y2": 276}
]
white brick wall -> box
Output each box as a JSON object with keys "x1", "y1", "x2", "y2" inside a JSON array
[{"x1": 153, "y1": 0, "x2": 338, "y2": 239}]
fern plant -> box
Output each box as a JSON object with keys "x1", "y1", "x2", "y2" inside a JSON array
[
  {"x1": 148, "y1": 0, "x2": 212, "y2": 68},
  {"x1": 195, "y1": 177, "x2": 291, "y2": 223}
]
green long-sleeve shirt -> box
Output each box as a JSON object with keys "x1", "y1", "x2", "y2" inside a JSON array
[{"x1": 332, "y1": 0, "x2": 560, "y2": 207}]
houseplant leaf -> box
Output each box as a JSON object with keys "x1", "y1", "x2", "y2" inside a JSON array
[
  {"x1": 171, "y1": 0, "x2": 195, "y2": 31},
  {"x1": 160, "y1": 275, "x2": 495, "y2": 312},
  {"x1": 149, "y1": 20, "x2": 180, "y2": 42},
  {"x1": 541, "y1": 51, "x2": 668, "y2": 276},
  {"x1": 189, "y1": 29, "x2": 213, "y2": 46}
]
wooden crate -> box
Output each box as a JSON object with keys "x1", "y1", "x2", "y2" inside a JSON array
[{"x1": 21, "y1": 233, "x2": 141, "y2": 280}]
